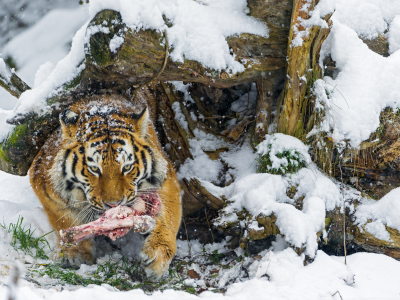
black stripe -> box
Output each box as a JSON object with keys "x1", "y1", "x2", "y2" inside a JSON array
[
  {"x1": 71, "y1": 153, "x2": 78, "y2": 178},
  {"x1": 136, "y1": 167, "x2": 141, "y2": 179},
  {"x1": 81, "y1": 152, "x2": 87, "y2": 177},
  {"x1": 83, "y1": 131, "x2": 109, "y2": 142},
  {"x1": 143, "y1": 145, "x2": 156, "y2": 177},
  {"x1": 141, "y1": 150, "x2": 148, "y2": 178},
  {"x1": 62, "y1": 149, "x2": 71, "y2": 177},
  {"x1": 111, "y1": 139, "x2": 126, "y2": 145},
  {"x1": 90, "y1": 138, "x2": 108, "y2": 148}
]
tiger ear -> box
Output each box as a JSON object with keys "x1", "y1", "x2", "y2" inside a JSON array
[
  {"x1": 60, "y1": 109, "x2": 79, "y2": 141},
  {"x1": 135, "y1": 107, "x2": 149, "y2": 138}
]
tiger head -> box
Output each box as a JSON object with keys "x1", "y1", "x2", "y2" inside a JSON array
[{"x1": 52, "y1": 99, "x2": 167, "y2": 214}]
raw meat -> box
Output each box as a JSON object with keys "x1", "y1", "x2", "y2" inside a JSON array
[{"x1": 60, "y1": 192, "x2": 162, "y2": 245}]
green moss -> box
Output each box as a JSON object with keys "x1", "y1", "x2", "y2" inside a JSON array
[
  {"x1": 325, "y1": 217, "x2": 331, "y2": 229},
  {"x1": 87, "y1": 10, "x2": 126, "y2": 66},
  {"x1": 0, "y1": 146, "x2": 11, "y2": 163},
  {"x1": 5, "y1": 123, "x2": 29, "y2": 146},
  {"x1": 63, "y1": 71, "x2": 82, "y2": 91}
]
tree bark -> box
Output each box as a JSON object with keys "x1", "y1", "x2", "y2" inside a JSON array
[
  {"x1": 0, "y1": 69, "x2": 30, "y2": 99},
  {"x1": 277, "y1": 0, "x2": 331, "y2": 138}
]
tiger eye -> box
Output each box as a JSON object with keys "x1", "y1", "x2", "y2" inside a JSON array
[
  {"x1": 123, "y1": 164, "x2": 132, "y2": 171},
  {"x1": 91, "y1": 166, "x2": 99, "y2": 172}
]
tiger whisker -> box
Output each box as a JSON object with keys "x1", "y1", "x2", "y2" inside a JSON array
[
  {"x1": 58, "y1": 202, "x2": 90, "y2": 223},
  {"x1": 71, "y1": 204, "x2": 92, "y2": 227}
]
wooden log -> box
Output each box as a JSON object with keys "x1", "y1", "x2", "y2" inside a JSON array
[
  {"x1": 81, "y1": 7, "x2": 291, "y2": 90},
  {"x1": 0, "y1": 89, "x2": 85, "y2": 175},
  {"x1": 0, "y1": 61, "x2": 83, "y2": 175},
  {"x1": 0, "y1": 71, "x2": 30, "y2": 99},
  {"x1": 182, "y1": 178, "x2": 225, "y2": 210},
  {"x1": 323, "y1": 207, "x2": 400, "y2": 260},
  {"x1": 217, "y1": 202, "x2": 400, "y2": 261},
  {"x1": 276, "y1": 0, "x2": 331, "y2": 138}
]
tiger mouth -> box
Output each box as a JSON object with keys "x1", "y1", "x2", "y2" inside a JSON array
[{"x1": 92, "y1": 190, "x2": 161, "y2": 216}]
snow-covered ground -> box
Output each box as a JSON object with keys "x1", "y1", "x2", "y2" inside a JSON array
[{"x1": 1, "y1": 0, "x2": 400, "y2": 299}]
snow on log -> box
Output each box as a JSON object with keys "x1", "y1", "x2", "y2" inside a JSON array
[
  {"x1": 81, "y1": 6, "x2": 289, "y2": 90},
  {"x1": 0, "y1": 58, "x2": 30, "y2": 99}
]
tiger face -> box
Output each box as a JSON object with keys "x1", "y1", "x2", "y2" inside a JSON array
[{"x1": 52, "y1": 101, "x2": 167, "y2": 215}]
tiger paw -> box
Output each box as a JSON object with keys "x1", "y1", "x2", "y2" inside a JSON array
[
  {"x1": 53, "y1": 239, "x2": 96, "y2": 269},
  {"x1": 140, "y1": 236, "x2": 176, "y2": 280}
]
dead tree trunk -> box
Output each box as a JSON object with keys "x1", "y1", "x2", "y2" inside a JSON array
[{"x1": 276, "y1": 0, "x2": 331, "y2": 138}]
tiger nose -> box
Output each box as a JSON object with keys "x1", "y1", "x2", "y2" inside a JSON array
[{"x1": 105, "y1": 201, "x2": 122, "y2": 208}]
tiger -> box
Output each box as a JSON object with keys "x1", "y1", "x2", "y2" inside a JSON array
[{"x1": 29, "y1": 94, "x2": 182, "y2": 279}]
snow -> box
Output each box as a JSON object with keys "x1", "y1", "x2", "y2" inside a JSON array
[
  {"x1": 213, "y1": 166, "x2": 341, "y2": 258},
  {"x1": 0, "y1": 0, "x2": 80, "y2": 49},
  {"x1": 12, "y1": 21, "x2": 87, "y2": 116},
  {"x1": 3, "y1": 245, "x2": 400, "y2": 299},
  {"x1": 0, "y1": 58, "x2": 10, "y2": 81},
  {"x1": 177, "y1": 129, "x2": 225, "y2": 182},
  {"x1": 0, "y1": 7, "x2": 87, "y2": 111},
  {"x1": 109, "y1": 35, "x2": 125, "y2": 54},
  {"x1": 389, "y1": 15, "x2": 400, "y2": 54},
  {"x1": 33, "y1": 62, "x2": 55, "y2": 88},
  {"x1": 172, "y1": 101, "x2": 189, "y2": 133},
  {"x1": 355, "y1": 187, "x2": 400, "y2": 241},
  {"x1": 364, "y1": 221, "x2": 391, "y2": 242},
  {"x1": 306, "y1": 0, "x2": 400, "y2": 147},
  {"x1": 171, "y1": 82, "x2": 194, "y2": 104}
]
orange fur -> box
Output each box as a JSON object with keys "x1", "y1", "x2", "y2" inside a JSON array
[{"x1": 29, "y1": 95, "x2": 182, "y2": 278}]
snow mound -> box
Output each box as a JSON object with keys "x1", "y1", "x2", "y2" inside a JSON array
[
  {"x1": 212, "y1": 164, "x2": 341, "y2": 258},
  {"x1": 389, "y1": 15, "x2": 400, "y2": 54},
  {"x1": 355, "y1": 187, "x2": 400, "y2": 241},
  {"x1": 308, "y1": 0, "x2": 400, "y2": 147},
  {"x1": 256, "y1": 133, "x2": 311, "y2": 174}
]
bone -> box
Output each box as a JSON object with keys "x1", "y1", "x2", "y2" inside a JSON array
[{"x1": 60, "y1": 192, "x2": 162, "y2": 245}]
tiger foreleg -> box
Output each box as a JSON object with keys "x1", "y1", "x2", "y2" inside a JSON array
[
  {"x1": 140, "y1": 217, "x2": 178, "y2": 279},
  {"x1": 140, "y1": 179, "x2": 181, "y2": 279}
]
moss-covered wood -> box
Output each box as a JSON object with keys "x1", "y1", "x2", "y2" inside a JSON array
[
  {"x1": 0, "y1": 112, "x2": 59, "y2": 175},
  {"x1": 0, "y1": 67, "x2": 85, "y2": 175}
]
